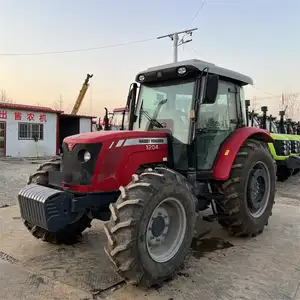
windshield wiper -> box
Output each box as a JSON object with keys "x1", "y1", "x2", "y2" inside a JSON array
[
  {"x1": 139, "y1": 98, "x2": 167, "y2": 129},
  {"x1": 142, "y1": 110, "x2": 165, "y2": 128}
]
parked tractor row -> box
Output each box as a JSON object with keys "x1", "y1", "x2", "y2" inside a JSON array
[
  {"x1": 19, "y1": 59, "x2": 284, "y2": 288},
  {"x1": 92, "y1": 107, "x2": 129, "y2": 131},
  {"x1": 246, "y1": 100, "x2": 300, "y2": 181}
]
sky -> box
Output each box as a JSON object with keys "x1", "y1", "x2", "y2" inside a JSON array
[{"x1": 0, "y1": 0, "x2": 299, "y2": 118}]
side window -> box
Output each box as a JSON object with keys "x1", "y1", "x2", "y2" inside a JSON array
[{"x1": 198, "y1": 80, "x2": 237, "y2": 130}]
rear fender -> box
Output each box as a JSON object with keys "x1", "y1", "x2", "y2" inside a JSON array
[{"x1": 213, "y1": 127, "x2": 274, "y2": 181}]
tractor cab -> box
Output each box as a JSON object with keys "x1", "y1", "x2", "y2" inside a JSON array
[
  {"x1": 127, "y1": 60, "x2": 252, "y2": 174},
  {"x1": 110, "y1": 107, "x2": 129, "y2": 130}
]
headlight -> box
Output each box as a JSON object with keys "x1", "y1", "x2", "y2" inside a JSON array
[
  {"x1": 138, "y1": 74, "x2": 145, "y2": 81},
  {"x1": 83, "y1": 151, "x2": 91, "y2": 162},
  {"x1": 177, "y1": 67, "x2": 187, "y2": 75}
]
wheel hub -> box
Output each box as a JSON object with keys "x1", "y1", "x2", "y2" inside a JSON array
[
  {"x1": 146, "y1": 197, "x2": 187, "y2": 263},
  {"x1": 246, "y1": 161, "x2": 271, "y2": 218},
  {"x1": 249, "y1": 169, "x2": 265, "y2": 208},
  {"x1": 147, "y1": 207, "x2": 169, "y2": 245},
  {"x1": 151, "y1": 216, "x2": 166, "y2": 237}
]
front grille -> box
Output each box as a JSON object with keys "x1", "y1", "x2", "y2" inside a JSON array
[
  {"x1": 274, "y1": 140, "x2": 291, "y2": 156},
  {"x1": 18, "y1": 184, "x2": 73, "y2": 232},
  {"x1": 62, "y1": 142, "x2": 102, "y2": 185},
  {"x1": 291, "y1": 140, "x2": 300, "y2": 154}
]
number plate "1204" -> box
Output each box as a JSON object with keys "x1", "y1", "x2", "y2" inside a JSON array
[{"x1": 146, "y1": 144, "x2": 159, "y2": 150}]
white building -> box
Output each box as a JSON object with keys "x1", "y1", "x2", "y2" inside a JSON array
[{"x1": 0, "y1": 103, "x2": 94, "y2": 158}]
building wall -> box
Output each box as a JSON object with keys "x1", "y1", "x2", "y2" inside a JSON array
[
  {"x1": 79, "y1": 118, "x2": 91, "y2": 133},
  {"x1": 1, "y1": 109, "x2": 57, "y2": 157}
]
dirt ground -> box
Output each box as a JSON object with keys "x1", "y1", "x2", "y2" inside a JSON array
[
  {"x1": 0, "y1": 160, "x2": 300, "y2": 300},
  {"x1": 0, "y1": 159, "x2": 45, "y2": 207}
]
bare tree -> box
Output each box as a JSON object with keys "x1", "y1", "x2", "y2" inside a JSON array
[
  {"x1": 52, "y1": 95, "x2": 63, "y2": 110},
  {"x1": 0, "y1": 90, "x2": 13, "y2": 103}
]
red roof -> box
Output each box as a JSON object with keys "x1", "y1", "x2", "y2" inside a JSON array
[
  {"x1": 0, "y1": 102, "x2": 62, "y2": 113},
  {"x1": 61, "y1": 113, "x2": 96, "y2": 119}
]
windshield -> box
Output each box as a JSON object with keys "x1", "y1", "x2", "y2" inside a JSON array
[
  {"x1": 111, "y1": 111, "x2": 128, "y2": 129},
  {"x1": 133, "y1": 80, "x2": 195, "y2": 143}
]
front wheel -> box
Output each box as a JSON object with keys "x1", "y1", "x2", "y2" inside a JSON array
[
  {"x1": 104, "y1": 167, "x2": 197, "y2": 287},
  {"x1": 216, "y1": 139, "x2": 276, "y2": 237}
]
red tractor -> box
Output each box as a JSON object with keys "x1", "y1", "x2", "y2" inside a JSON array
[
  {"x1": 110, "y1": 107, "x2": 129, "y2": 130},
  {"x1": 18, "y1": 59, "x2": 276, "y2": 287}
]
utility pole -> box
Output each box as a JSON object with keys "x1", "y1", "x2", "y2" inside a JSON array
[{"x1": 157, "y1": 28, "x2": 198, "y2": 62}]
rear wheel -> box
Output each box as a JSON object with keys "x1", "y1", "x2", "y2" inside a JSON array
[
  {"x1": 216, "y1": 139, "x2": 276, "y2": 237},
  {"x1": 104, "y1": 167, "x2": 197, "y2": 287},
  {"x1": 23, "y1": 159, "x2": 92, "y2": 245}
]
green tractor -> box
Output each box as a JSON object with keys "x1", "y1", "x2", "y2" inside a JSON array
[
  {"x1": 245, "y1": 101, "x2": 300, "y2": 181},
  {"x1": 276, "y1": 112, "x2": 300, "y2": 175}
]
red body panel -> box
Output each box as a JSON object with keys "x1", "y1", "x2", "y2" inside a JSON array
[
  {"x1": 213, "y1": 127, "x2": 274, "y2": 181},
  {"x1": 63, "y1": 127, "x2": 273, "y2": 193},
  {"x1": 64, "y1": 131, "x2": 168, "y2": 192}
]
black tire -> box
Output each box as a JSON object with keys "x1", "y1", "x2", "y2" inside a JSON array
[
  {"x1": 216, "y1": 139, "x2": 276, "y2": 237},
  {"x1": 23, "y1": 160, "x2": 92, "y2": 245},
  {"x1": 277, "y1": 165, "x2": 292, "y2": 182},
  {"x1": 292, "y1": 168, "x2": 300, "y2": 176},
  {"x1": 104, "y1": 167, "x2": 197, "y2": 287}
]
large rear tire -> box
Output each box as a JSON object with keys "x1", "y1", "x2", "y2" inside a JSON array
[
  {"x1": 216, "y1": 139, "x2": 276, "y2": 237},
  {"x1": 23, "y1": 159, "x2": 92, "y2": 245},
  {"x1": 104, "y1": 167, "x2": 197, "y2": 287}
]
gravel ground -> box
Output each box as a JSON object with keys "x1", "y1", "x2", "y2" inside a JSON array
[{"x1": 0, "y1": 160, "x2": 47, "y2": 207}]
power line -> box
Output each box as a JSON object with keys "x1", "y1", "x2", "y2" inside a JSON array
[
  {"x1": 191, "y1": 48, "x2": 214, "y2": 63},
  {"x1": 0, "y1": 37, "x2": 157, "y2": 56},
  {"x1": 180, "y1": 0, "x2": 208, "y2": 43},
  {"x1": 180, "y1": 0, "x2": 208, "y2": 62},
  {"x1": 187, "y1": 0, "x2": 208, "y2": 29},
  {"x1": 157, "y1": 28, "x2": 198, "y2": 62},
  {"x1": 251, "y1": 86, "x2": 278, "y2": 97}
]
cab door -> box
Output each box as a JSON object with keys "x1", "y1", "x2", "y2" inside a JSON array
[{"x1": 195, "y1": 80, "x2": 239, "y2": 171}]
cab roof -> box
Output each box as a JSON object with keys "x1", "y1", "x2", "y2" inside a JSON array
[{"x1": 137, "y1": 59, "x2": 253, "y2": 86}]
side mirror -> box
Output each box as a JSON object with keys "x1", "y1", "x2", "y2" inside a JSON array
[
  {"x1": 127, "y1": 83, "x2": 138, "y2": 130},
  {"x1": 126, "y1": 83, "x2": 137, "y2": 108},
  {"x1": 203, "y1": 74, "x2": 219, "y2": 104},
  {"x1": 127, "y1": 89, "x2": 133, "y2": 106}
]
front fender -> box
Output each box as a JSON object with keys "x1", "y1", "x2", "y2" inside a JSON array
[{"x1": 213, "y1": 127, "x2": 274, "y2": 181}]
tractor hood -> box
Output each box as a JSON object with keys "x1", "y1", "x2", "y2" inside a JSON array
[{"x1": 63, "y1": 130, "x2": 168, "y2": 144}]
